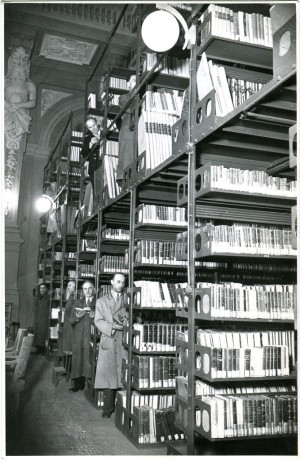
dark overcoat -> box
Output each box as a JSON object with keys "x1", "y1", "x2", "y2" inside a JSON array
[
  {"x1": 69, "y1": 296, "x2": 95, "y2": 379},
  {"x1": 116, "y1": 93, "x2": 134, "y2": 181},
  {"x1": 33, "y1": 293, "x2": 50, "y2": 347},
  {"x1": 62, "y1": 293, "x2": 74, "y2": 353},
  {"x1": 94, "y1": 293, "x2": 128, "y2": 389}
]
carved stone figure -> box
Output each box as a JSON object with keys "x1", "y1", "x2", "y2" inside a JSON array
[{"x1": 4, "y1": 47, "x2": 36, "y2": 190}]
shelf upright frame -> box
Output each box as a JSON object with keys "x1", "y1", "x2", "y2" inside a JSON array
[
  {"x1": 125, "y1": 4, "x2": 143, "y2": 414},
  {"x1": 186, "y1": 26, "x2": 198, "y2": 456}
]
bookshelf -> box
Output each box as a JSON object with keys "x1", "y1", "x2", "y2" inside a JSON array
[
  {"x1": 36, "y1": 114, "x2": 82, "y2": 359},
  {"x1": 169, "y1": 3, "x2": 297, "y2": 455},
  {"x1": 38, "y1": 2, "x2": 297, "y2": 454}
]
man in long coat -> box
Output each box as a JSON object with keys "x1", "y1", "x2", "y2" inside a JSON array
[
  {"x1": 94, "y1": 273, "x2": 128, "y2": 418},
  {"x1": 33, "y1": 283, "x2": 50, "y2": 355},
  {"x1": 69, "y1": 280, "x2": 95, "y2": 392},
  {"x1": 62, "y1": 280, "x2": 76, "y2": 353}
]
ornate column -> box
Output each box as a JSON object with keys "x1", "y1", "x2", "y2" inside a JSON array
[
  {"x1": 5, "y1": 45, "x2": 36, "y2": 323},
  {"x1": 17, "y1": 144, "x2": 50, "y2": 328}
]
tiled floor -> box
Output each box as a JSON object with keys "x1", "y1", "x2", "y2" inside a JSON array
[{"x1": 6, "y1": 353, "x2": 167, "y2": 456}]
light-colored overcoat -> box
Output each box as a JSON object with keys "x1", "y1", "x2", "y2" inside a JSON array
[{"x1": 94, "y1": 292, "x2": 128, "y2": 389}]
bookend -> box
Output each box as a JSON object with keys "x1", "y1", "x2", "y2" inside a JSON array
[
  {"x1": 175, "y1": 232, "x2": 188, "y2": 261},
  {"x1": 177, "y1": 175, "x2": 188, "y2": 206},
  {"x1": 191, "y1": 89, "x2": 217, "y2": 144},
  {"x1": 175, "y1": 397, "x2": 188, "y2": 434},
  {"x1": 134, "y1": 151, "x2": 146, "y2": 184},
  {"x1": 289, "y1": 124, "x2": 297, "y2": 169},
  {"x1": 171, "y1": 114, "x2": 189, "y2": 157},
  {"x1": 122, "y1": 161, "x2": 135, "y2": 192},
  {"x1": 124, "y1": 287, "x2": 141, "y2": 308},
  {"x1": 115, "y1": 402, "x2": 165, "y2": 449},
  {"x1": 270, "y1": 4, "x2": 296, "y2": 81},
  {"x1": 176, "y1": 339, "x2": 189, "y2": 372}
]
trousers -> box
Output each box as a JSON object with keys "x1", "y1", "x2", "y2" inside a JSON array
[{"x1": 103, "y1": 388, "x2": 116, "y2": 415}]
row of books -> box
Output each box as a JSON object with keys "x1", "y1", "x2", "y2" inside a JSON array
[
  {"x1": 53, "y1": 252, "x2": 63, "y2": 261},
  {"x1": 117, "y1": 388, "x2": 175, "y2": 410},
  {"x1": 199, "y1": 5, "x2": 273, "y2": 47},
  {"x1": 138, "y1": 110, "x2": 178, "y2": 170},
  {"x1": 70, "y1": 165, "x2": 81, "y2": 177},
  {"x1": 142, "y1": 52, "x2": 190, "y2": 78},
  {"x1": 49, "y1": 325, "x2": 59, "y2": 339},
  {"x1": 203, "y1": 164, "x2": 297, "y2": 196},
  {"x1": 108, "y1": 76, "x2": 127, "y2": 90},
  {"x1": 100, "y1": 255, "x2": 128, "y2": 274},
  {"x1": 70, "y1": 146, "x2": 81, "y2": 162},
  {"x1": 100, "y1": 139, "x2": 119, "y2": 157},
  {"x1": 193, "y1": 283, "x2": 295, "y2": 320},
  {"x1": 136, "y1": 204, "x2": 187, "y2": 226},
  {"x1": 51, "y1": 308, "x2": 60, "y2": 319},
  {"x1": 194, "y1": 345, "x2": 292, "y2": 378},
  {"x1": 72, "y1": 130, "x2": 83, "y2": 138},
  {"x1": 199, "y1": 394, "x2": 297, "y2": 439},
  {"x1": 66, "y1": 252, "x2": 76, "y2": 260},
  {"x1": 134, "y1": 240, "x2": 185, "y2": 266},
  {"x1": 101, "y1": 227, "x2": 130, "y2": 240},
  {"x1": 228, "y1": 78, "x2": 264, "y2": 108},
  {"x1": 78, "y1": 263, "x2": 96, "y2": 277},
  {"x1": 132, "y1": 281, "x2": 187, "y2": 309},
  {"x1": 198, "y1": 223, "x2": 297, "y2": 256},
  {"x1": 197, "y1": 53, "x2": 265, "y2": 117},
  {"x1": 132, "y1": 323, "x2": 188, "y2": 352},
  {"x1": 103, "y1": 154, "x2": 121, "y2": 199},
  {"x1": 81, "y1": 239, "x2": 97, "y2": 252},
  {"x1": 53, "y1": 288, "x2": 61, "y2": 300},
  {"x1": 101, "y1": 91, "x2": 121, "y2": 110},
  {"x1": 176, "y1": 375, "x2": 297, "y2": 400},
  {"x1": 132, "y1": 355, "x2": 177, "y2": 389},
  {"x1": 133, "y1": 405, "x2": 185, "y2": 444},
  {"x1": 141, "y1": 89, "x2": 184, "y2": 117},
  {"x1": 88, "y1": 92, "x2": 97, "y2": 109},
  {"x1": 197, "y1": 328, "x2": 294, "y2": 357},
  {"x1": 68, "y1": 270, "x2": 76, "y2": 279}
]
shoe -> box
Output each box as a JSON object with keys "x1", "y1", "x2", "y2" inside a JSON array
[
  {"x1": 69, "y1": 387, "x2": 80, "y2": 392},
  {"x1": 102, "y1": 412, "x2": 112, "y2": 419}
]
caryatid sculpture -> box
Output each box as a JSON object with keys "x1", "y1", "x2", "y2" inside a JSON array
[{"x1": 5, "y1": 47, "x2": 36, "y2": 191}]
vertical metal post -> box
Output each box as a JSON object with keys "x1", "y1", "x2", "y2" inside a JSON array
[
  {"x1": 186, "y1": 33, "x2": 197, "y2": 456},
  {"x1": 127, "y1": 188, "x2": 136, "y2": 412}
]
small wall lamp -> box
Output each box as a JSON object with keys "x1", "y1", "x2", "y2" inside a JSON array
[
  {"x1": 36, "y1": 194, "x2": 54, "y2": 213},
  {"x1": 141, "y1": 3, "x2": 196, "y2": 52}
]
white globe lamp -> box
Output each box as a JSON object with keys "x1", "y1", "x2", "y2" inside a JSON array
[
  {"x1": 141, "y1": 10, "x2": 180, "y2": 52},
  {"x1": 36, "y1": 194, "x2": 54, "y2": 213}
]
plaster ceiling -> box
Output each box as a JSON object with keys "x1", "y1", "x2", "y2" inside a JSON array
[{"x1": 4, "y1": 3, "x2": 138, "y2": 77}]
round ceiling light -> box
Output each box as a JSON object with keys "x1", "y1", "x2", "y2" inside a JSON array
[{"x1": 141, "y1": 10, "x2": 180, "y2": 52}]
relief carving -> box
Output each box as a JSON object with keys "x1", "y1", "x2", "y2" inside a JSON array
[{"x1": 40, "y1": 34, "x2": 97, "y2": 65}]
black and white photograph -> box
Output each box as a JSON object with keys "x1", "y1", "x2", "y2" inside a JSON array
[{"x1": 2, "y1": 1, "x2": 299, "y2": 457}]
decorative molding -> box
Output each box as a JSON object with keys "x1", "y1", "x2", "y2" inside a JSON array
[
  {"x1": 41, "y1": 89, "x2": 72, "y2": 116},
  {"x1": 39, "y1": 3, "x2": 136, "y2": 32},
  {"x1": 40, "y1": 33, "x2": 98, "y2": 65}
]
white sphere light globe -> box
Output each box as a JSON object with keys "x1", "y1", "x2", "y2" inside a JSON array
[
  {"x1": 141, "y1": 10, "x2": 180, "y2": 52},
  {"x1": 36, "y1": 196, "x2": 52, "y2": 213}
]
